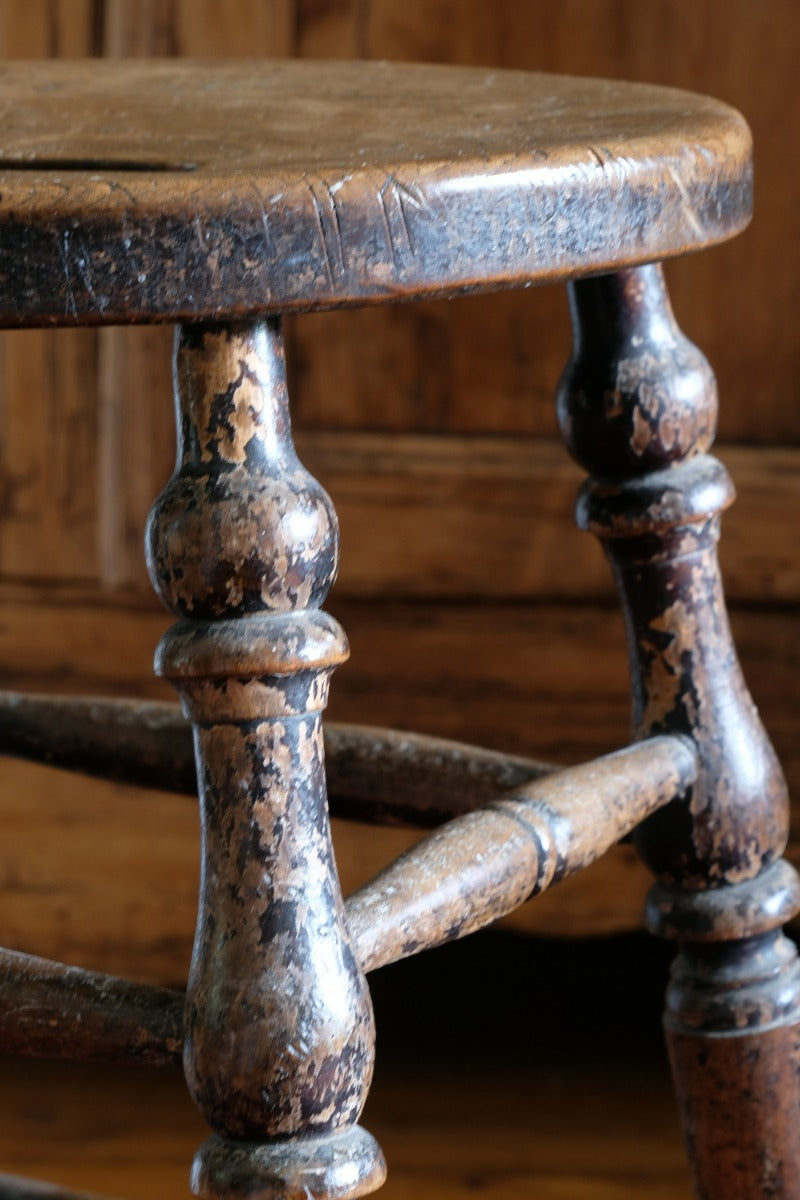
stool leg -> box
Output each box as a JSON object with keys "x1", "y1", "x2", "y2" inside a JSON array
[
  {"x1": 557, "y1": 265, "x2": 800, "y2": 1197},
  {"x1": 145, "y1": 321, "x2": 385, "y2": 1200}
]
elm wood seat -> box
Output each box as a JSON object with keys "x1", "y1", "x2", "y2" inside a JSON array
[
  {"x1": 0, "y1": 59, "x2": 797, "y2": 1200},
  {"x1": 0, "y1": 59, "x2": 751, "y2": 322}
]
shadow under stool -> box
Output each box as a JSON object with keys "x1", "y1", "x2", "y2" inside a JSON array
[{"x1": 0, "y1": 58, "x2": 796, "y2": 1200}]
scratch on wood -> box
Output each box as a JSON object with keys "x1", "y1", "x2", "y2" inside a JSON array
[
  {"x1": 103, "y1": 176, "x2": 137, "y2": 207},
  {"x1": 319, "y1": 176, "x2": 345, "y2": 271},
  {"x1": 665, "y1": 163, "x2": 706, "y2": 241},
  {"x1": 376, "y1": 179, "x2": 398, "y2": 266},
  {"x1": 192, "y1": 215, "x2": 206, "y2": 253},
  {"x1": 395, "y1": 178, "x2": 428, "y2": 211},
  {"x1": 75, "y1": 231, "x2": 106, "y2": 311},
  {"x1": 251, "y1": 183, "x2": 275, "y2": 259},
  {"x1": 305, "y1": 177, "x2": 335, "y2": 286},
  {"x1": 55, "y1": 229, "x2": 78, "y2": 318},
  {"x1": 382, "y1": 174, "x2": 421, "y2": 256},
  {"x1": 393, "y1": 184, "x2": 415, "y2": 256}
]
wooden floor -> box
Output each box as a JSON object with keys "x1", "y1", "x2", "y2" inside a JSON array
[{"x1": 0, "y1": 933, "x2": 693, "y2": 1199}]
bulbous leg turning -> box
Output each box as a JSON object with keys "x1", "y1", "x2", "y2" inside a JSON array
[
  {"x1": 558, "y1": 265, "x2": 800, "y2": 1198},
  {"x1": 146, "y1": 320, "x2": 385, "y2": 1200}
]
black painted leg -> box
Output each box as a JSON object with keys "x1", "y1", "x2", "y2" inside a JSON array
[
  {"x1": 558, "y1": 264, "x2": 800, "y2": 1198},
  {"x1": 146, "y1": 320, "x2": 385, "y2": 1200}
]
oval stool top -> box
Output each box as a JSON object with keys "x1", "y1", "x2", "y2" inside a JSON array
[{"x1": 0, "y1": 59, "x2": 751, "y2": 327}]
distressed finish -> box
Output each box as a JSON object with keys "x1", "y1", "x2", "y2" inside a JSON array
[
  {"x1": 0, "y1": 735, "x2": 694, "y2": 1066},
  {"x1": 145, "y1": 321, "x2": 384, "y2": 1199},
  {"x1": 0, "y1": 56, "x2": 785, "y2": 1200},
  {"x1": 0, "y1": 691, "x2": 553, "y2": 825},
  {"x1": 0, "y1": 946, "x2": 183, "y2": 1065},
  {"x1": 558, "y1": 264, "x2": 800, "y2": 1198},
  {"x1": 665, "y1": 927, "x2": 800, "y2": 1198},
  {"x1": 347, "y1": 735, "x2": 696, "y2": 973},
  {"x1": 0, "y1": 60, "x2": 751, "y2": 326}
]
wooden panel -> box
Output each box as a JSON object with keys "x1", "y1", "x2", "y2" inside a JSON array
[
  {"x1": 0, "y1": 6, "x2": 792, "y2": 585},
  {"x1": 0, "y1": 587, "x2": 796, "y2": 971},
  {"x1": 0, "y1": 743, "x2": 656, "y2": 981},
  {"x1": 103, "y1": 0, "x2": 182, "y2": 55},
  {"x1": 2, "y1": 762, "x2": 197, "y2": 984},
  {"x1": 0, "y1": 4, "x2": 101, "y2": 583},
  {"x1": 286, "y1": 288, "x2": 568, "y2": 436},
  {"x1": 295, "y1": 0, "x2": 363, "y2": 57},
  {"x1": 0, "y1": 330, "x2": 100, "y2": 582},
  {"x1": 95, "y1": 0, "x2": 297, "y2": 588},
  {"x1": 0, "y1": 0, "x2": 97, "y2": 56},
  {"x1": 0, "y1": 585, "x2": 172, "y2": 696},
  {"x1": 0, "y1": 0, "x2": 794, "y2": 985},
  {"x1": 317, "y1": 438, "x2": 800, "y2": 605},
  {"x1": 0, "y1": 5, "x2": 792, "y2": 586},
  {"x1": 44, "y1": 428, "x2": 800, "y2": 606},
  {"x1": 96, "y1": 327, "x2": 175, "y2": 590},
  {"x1": 103, "y1": 0, "x2": 295, "y2": 57},
  {"x1": 330, "y1": 601, "x2": 798, "y2": 772},
  {"x1": 170, "y1": 0, "x2": 294, "y2": 56},
  {"x1": 0, "y1": 592, "x2": 792, "y2": 775},
  {"x1": 290, "y1": 0, "x2": 800, "y2": 442},
  {"x1": 0, "y1": 586, "x2": 791, "y2": 808}
]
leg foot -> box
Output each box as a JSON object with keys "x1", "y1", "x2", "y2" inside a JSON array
[
  {"x1": 558, "y1": 264, "x2": 800, "y2": 1197},
  {"x1": 192, "y1": 1127, "x2": 386, "y2": 1200}
]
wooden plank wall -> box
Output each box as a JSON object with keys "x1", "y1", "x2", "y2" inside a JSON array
[{"x1": 0, "y1": 0, "x2": 798, "y2": 984}]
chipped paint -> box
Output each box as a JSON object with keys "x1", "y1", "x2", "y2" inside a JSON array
[
  {"x1": 561, "y1": 263, "x2": 800, "y2": 1198},
  {"x1": 147, "y1": 320, "x2": 383, "y2": 1198}
]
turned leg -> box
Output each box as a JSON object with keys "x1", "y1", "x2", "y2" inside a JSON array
[
  {"x1": 558, "y1": 265, "x2": 800, "y2": 1197},
  {"x1": 145, "y1": 321, "x2": 385, "y2": 1200}
]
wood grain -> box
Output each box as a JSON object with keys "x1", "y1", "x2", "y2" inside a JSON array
[
  {"x1": 0, "y1": 588, "x2": 796, "y2": 980},
  {"x1": 0, "y1": 1, "x2": 794, "y2": 959},
  {"x1": 96, "y1": 0, "x2": 297, "y2": 593},
  {"x1": 0, "y1": 746, "x2": 660, "y2": 983},
  {"x1": 103, "y1": 0, "x2": 295, "y2": 58},
  {"x1": 0, "y1": 8, "x2": 790, "y2": 1195},
  {"x1": 0, "y1": 5, "x2": 100, "y2": 587},
  {"x1": 0, "y1": 61, "x2": 750, "y2": 325},
  {"x1": 1, "y1": 428, "x2": 796, "y2": 606},
  {"x1": 0, "y1": 0, "x2": 97, "y2": 57},
  {"x1": 293, "y1": 0, "x2": 800, "y2": 444}
]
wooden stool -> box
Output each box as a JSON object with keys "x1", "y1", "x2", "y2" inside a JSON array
[{"x1": 0, "y1": 59, "x2": 797, "y2": 1200}]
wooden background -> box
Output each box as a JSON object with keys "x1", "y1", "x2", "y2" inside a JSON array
[{"x1": 1, "y1": 0, "x2": 798, "y2": 986}]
